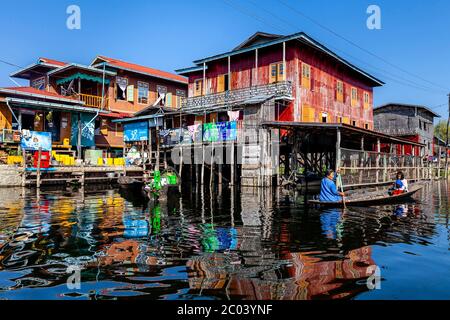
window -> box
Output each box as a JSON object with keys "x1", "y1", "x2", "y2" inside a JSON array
[
  {"x1": 365, "y1": 123, "x2": 369, "y2": 130},
  {"x1": 31, "y1": 77, "x2": 45, "y2": 90},
  {"x1": 338, "y1": 116, "x2": 343, "y2": 123},
  {"x1": 352, "y1": 120, "x2": 357, "y2": 127},
  {"x1": 336, "y1": 80, "x2": 344, "y2": 102},
  {"x1": 176, "y1": 89, "x2": 186, "y2": 108},
  {"x1": 301, "y1": 63, "x2": 311, "y2": 89},
  {"x1": 157, "y1": 85, "x2": 167, "y2": 106},
  {"x1": 270, "y1": 62, "x2": 284, "y2": 83},
  {"x1": 321, "y1": 112, "x2": 328, "y2": 123},
  {"x1": 363, "y1": 92, "x2": 370, "y2": 109},
  {"x1": 194, "y1": 79, "x2": 203, "y2": 96},
  {"x1": 116, "y1": 77, "x2": 128, "y2": 100},
  {"x1": 351, "y1": 87, "x2": 358, "y2": 107},
  {"x1": 137, "y1": 81, "x2": 149, "y2": 104}
]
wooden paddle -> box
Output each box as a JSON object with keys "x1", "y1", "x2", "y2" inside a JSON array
[{"x1": 338, "y1": 174, "x2": 346, "y2": 209}]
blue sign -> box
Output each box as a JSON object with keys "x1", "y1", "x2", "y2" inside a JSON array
[
  {"x1": 124, "y1": 121, "x2": 148, "y2": 142},
  {"x1": 21, "y1": 131, "x2": 52, "y2": 151},
  {"x1": 203, "y1": 121, "x2": 237, "y2": 142},
  {"x1": 71, "y1": 113, "x2": 95, "y2": 147}
]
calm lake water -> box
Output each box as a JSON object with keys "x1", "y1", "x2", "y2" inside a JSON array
[{"x1": 0, "y1": 181, "x2": 449, "y2": 300}]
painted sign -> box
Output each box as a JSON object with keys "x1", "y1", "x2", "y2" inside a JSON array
[
  {"x1": 203, "y1": 121, "x2": 237, "y2": 142},
  {"x1": 124, "y1": 121, "x2": 148, "y2": 142},
  {"x1": 20, "y1": 131, "x2": 52, "y2": 151},
  {"x1": 71, "y1": 113, "x2": 95, "y2": 147}
]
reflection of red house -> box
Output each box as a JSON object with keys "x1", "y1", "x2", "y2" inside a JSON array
[{"x1": 186, "y1": 246, "x2": 375, "y2": 300}]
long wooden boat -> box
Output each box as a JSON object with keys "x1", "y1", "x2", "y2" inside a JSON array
[{"x1": 309, "y1": 184, "x2": 423, "y2": 207}]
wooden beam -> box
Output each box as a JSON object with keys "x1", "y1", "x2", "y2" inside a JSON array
[{"x1": 335, "y1": 128, "x2": 341, "y2": 172}]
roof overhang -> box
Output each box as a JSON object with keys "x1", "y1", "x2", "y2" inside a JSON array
[
  {"x1": 48, "y1": 63, "x2": 117, "y2": 77},
  {"x1": 112, "y1": 113, "x2": 165, "y2": 123},
  {"x1": 10, "y1": 63, "x2": 63, "y2": 79},
  {"x1": 5, "y1": 97, "x2": 107, "y2": 114},
  {"x1": 0, "y1": 88, "x2": 83, "y2": 104},
  {"x1": 262, "y1": 121, "x2": 426, "y2": 147},
  {"x1": 176, "y1": 65, "x2": 208, "y2": 76}
]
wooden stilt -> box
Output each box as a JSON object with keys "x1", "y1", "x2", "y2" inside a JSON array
[
  {"x1": 36, "y1": 147, "x2": 42, "y2": 189},
  {"x1": 201, "y1": 143, "x2": 205, "y2": 185},
  {"x1": 230, "y1": 141, "x2": 235, "y2": 186},
  {"x1": 210, "y1": 143, "x2": 214, "y2": 187},
  {"x1": 179, "y1": 146, "x2": 183, "y2": 178}
]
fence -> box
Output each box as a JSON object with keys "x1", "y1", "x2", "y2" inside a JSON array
[{"x1": 339, "y1": 147, "x2": 440, "y2": 187}]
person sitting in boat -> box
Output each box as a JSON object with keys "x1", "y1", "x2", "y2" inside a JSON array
[
  {"x1": 399, "y1": 172, "x2": 409, "y2": 192},
  {"x1": 319, "y1": 169, "x2": 345, "y2": 202},
  {"x1": 389, "y1": 172, "x2": 407, "y2": 195}
]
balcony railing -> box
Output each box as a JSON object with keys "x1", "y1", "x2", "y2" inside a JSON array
[
  {"x1": 181, "y1": 81, "x2": 293, "y2": 112},
  {"x1": 374, "y1": 128, "x2": 421, "y2": 136},
  {"x1": 76, "y1": 93, "x2": 109, "y2": 110}
]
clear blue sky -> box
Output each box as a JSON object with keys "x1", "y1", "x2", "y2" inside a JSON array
[{"x1": 1, "y1": 0, "x2": 449, "y2": 117}]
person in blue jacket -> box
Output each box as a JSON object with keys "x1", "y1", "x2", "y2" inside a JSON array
[{"x1": 319, "y1": 169, "x2": 345, "y2": 202}]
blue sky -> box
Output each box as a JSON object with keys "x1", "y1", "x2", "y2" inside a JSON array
[{"x1": 0, "y1": 0, "x2": 449, "y2": 117}]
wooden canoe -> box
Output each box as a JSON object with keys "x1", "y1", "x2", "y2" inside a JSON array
[{"x1": 309, "y1": 185, "x2": 423, "y2": 207}]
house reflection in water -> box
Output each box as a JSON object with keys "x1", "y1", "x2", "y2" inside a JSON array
[{"x1": 186, "y1": 246, "x2": 375, "y2": 300}]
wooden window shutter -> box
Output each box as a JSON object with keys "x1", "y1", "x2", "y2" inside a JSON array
[
  {"x1": 166, "y1": 93, "x2": 172, "y2": 107},
  {"x1": 277, "y1": 63, "x2": 284, "y2": 82},
  {"x1": 126, "y1": 85, "x2": 134, "y2": 102},
  {"x1": 270, "y1": 64, "x2": 277, "y2": 83},
  {"x1": 302, "y1": 104, "x2": 315, "y2": 122},
  {"x1": 217, "y1": 75, "x2": 225, "y2": 93}
]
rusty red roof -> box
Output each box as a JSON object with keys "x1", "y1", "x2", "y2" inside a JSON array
[
  {"x1": 95, "y1": 56, "x2": 188, "y2": 84},
  {"x1": 39, "y1": 57, "x2": 66, "y2": 66}
]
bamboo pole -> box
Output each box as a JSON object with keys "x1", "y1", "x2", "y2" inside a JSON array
[{"x1": 22, "y1": 149, "x2": 27, "y2": 187}]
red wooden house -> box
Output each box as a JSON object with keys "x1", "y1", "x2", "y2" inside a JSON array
[{"x1": 176, "y1": 31, "x2": 384, "y2": 128}]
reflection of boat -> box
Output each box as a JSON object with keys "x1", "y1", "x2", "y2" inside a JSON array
[
  {"x1": 309, "y1": 185, "x2": 423, "y2": 207},
  {"x1": 117, "y1": 175, "x2": 144, "y2": 190}
]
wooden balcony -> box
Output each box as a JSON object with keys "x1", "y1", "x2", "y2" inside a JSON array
[
  {"x1": 77, "y1": 93, "x2": 109, "y2": 110},
  {"x1": 181, "y1": 81, "x2": 293, "y2": 113}
]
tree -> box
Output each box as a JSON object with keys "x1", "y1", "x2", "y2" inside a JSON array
[{"x1": 434, "y1": 120, "x2": 450, "y2": 141}]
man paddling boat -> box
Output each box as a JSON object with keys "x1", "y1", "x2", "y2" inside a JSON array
[{"x1": 319, "y1": 169, "x2": 345, "y2": 203}]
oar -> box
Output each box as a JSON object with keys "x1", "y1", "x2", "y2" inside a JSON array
[{"x1": 338, "y1": 174, "x2": 346, "y2": 209}]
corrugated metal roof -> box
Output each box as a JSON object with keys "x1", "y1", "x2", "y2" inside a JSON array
[{"x1": 374, "y1": 103, "x2": 441, "y2": 118}]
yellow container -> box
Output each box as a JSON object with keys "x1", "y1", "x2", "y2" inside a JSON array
[
  {"x1": 107, "y1": 158, "x2": 113, "y2": 166},
  {"x1": 7, "y1": 156, "x2": 23, "y2": 165},
  {"x1": 114, "y1": 158, "x2": 124, "y2": 166},
  {"x1": 97, "y1": 158, "x2": 103, "y2": 165}
]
